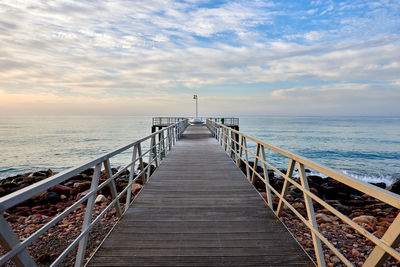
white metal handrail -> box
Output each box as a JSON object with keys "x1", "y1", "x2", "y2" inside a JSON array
[
  {"x1": 206, "y1": 119, "x2": 400, "y2": 267},
  {"x1": 0, "y1": 120, "x2": 189, "y2": 267},
  {"x1": 152, "y1": 117, "x2": 239, "y2": 126},
  {"x1": 152, "y1": 117, "x2": 188, "y2": 126}
]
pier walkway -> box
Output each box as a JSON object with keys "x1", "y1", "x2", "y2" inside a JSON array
[{"x1": 88, "y1": 125, "x2": 313, "y2": 266}]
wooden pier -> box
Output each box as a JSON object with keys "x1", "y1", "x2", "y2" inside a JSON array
[{"x1": 88, "y1": 125, "x2": 313, "y2": 266}]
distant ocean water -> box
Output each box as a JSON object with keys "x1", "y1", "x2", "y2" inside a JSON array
[{"x1": 0, "y1": 116, "x2": 399, "y2": 185}]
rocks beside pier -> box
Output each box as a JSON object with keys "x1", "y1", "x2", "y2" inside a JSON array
[
  {"x1": 0, "y1": 167, "x2": 146, "y2": 266},
  {"x1": 243, "y1": 162, "x2": 400, "y2": 266}
]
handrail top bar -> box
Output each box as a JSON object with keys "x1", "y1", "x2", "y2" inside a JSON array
[
  {"x1": 207, "y1": 119, "x2": 400, "y2": 209},
  {"x1": 0, "y1": 120, "x2": 188, "y2": 213}
]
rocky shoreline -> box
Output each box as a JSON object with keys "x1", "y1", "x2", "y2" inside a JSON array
[
  {"x1": 0, "y1": 167, "x2": 145, "y2": 266},
  {"x1": 1, "y1": 164, "x2": 399, "y2": 266}
]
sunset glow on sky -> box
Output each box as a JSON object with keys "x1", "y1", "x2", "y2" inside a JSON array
[{"x1": 0, "y1": 0, "x2": 399, "y2": 116}]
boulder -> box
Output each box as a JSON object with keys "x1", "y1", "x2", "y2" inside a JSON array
[
  {"x1": 0, "y1": 187, "x2": 6, "y2": 197},
  {"x1": 70, "y1": 174, "x2": 87, "y2": 181},
  {"x1": 95, "y1": 194, "x2": 108, "y2": 204},
  {"x1": 44, "y1": 192, "x2": 60, "y2": 204},
  {"x1": 80, "y1": 168, "x2": 94, "y2": 176},
  {"x1": 292, "y1": 202, "x2": 304, "y2": 209},
  {"x1": 29, "y1": 171, "x2": 47, "y2": 177},
  {"x1": 389, "y1": 179, "x2": 400, "y2": 195},
  {"x1": 70, "y1": 181, "x2": 91, "y2": 195},
  {"x1": 49, "y1": 184, "x2": 71, "y2": 195},
  {"x1": 131, "y1": 183, "x2": 143, "y2": 195},
  {"x1": 352, "y1": 215, "x2": 377, "y2": 228},
  {"x1": 76, "y1": 189, "x2": 91, "y2": 200},
  {"x1": 137, "y1": 163, "x2": 156, "y2": 176},
  {"x1": 371, "y1": 182, "x2": 386, "y2": 189}
]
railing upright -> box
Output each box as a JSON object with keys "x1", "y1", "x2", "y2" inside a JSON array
[
  {"x1": 74, "y1": 163, "x2": 102, "y2": 267},
  {"x1": 104, "y1": 159, "x2": 123, "y2": 217},
  {"x1": 125, "y1": 144, "x2": 138, "y2": 212},
  {"x1": 276, "y1": 159, "x2": 295, "y2": 216}
]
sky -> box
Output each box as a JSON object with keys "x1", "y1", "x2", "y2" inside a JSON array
[{"x1": 0, "y1": 0, "x2": 399, "y2": 116}]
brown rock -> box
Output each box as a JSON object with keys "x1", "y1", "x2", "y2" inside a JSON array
[
  {"x1": 389, "y1": 179, "x2": 400, "y2": 195},
  {"x1": 292, "y1": 202, "x2": 304, "y2": 209},
  {"x1": 352, "y1": 215, "x2": 377, "y2": 228},
  {"x1": 95, "y1": 194, "x2": 108, "y2": 204},
  {"x1": 131, "y1": 183, "x2": 143, "y2": 195},
  {"x1": 76, "y1": 189, "x2": 91, "y2": 200},
  {"x1": 373, "y1": 227, "x2": 387, "y2": 238},
  {"x1": 50, "y1": 184, "x2": 71, "y2": 195},
  {"x1": 70, "y1": 181, "x2": 91, "y2": 195},
  {"x1": 0, "y1": 187, "x2": 5, "y2": 197},
  {"x1": 315, "y1": 213, "x2": 333, "y2": 223}
]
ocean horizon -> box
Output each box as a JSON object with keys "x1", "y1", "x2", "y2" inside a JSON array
[{"x1": 1, "y1": 115, "x2": 399, "y2": 185}]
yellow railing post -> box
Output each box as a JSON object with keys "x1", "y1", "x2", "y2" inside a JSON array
[
  {"x1": 276, "y1": 159, "x2": 296, "y2": 216},
  {"x1": 298, "y1": 162, "x2": 326, "y2": 267}
]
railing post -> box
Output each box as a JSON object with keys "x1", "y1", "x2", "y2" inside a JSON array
[
  {"x1": 75, "y1": 163, "x2": 102, "y2": 267},
  {"x1": 125, "y1": 144, "x2": 138, "y2": 212},
  {"x1": 153, "y1": 135, "x2": 159, "y2": 168},
  {"x1": 243, "y1": 137, "x2": 250, "y2": 181},
  {"x1": 171, "y1": 126, "x2": 175, "y2": 146},
  {"x1": 219, "y1": 126, "x2": 223, "y2": 145},
  {"x1": 235, "y1": 135, "x2": 242, "y2": 167},
  {"x1": 147, "y1": 136, "x2": 155, "y2": 181},
  {"x1": 137, "y1": 143, "x2": 145, "y2": 182},
  {"x1": 167, "y1": 127, "x2": 172, "y2": 151},
  {"x1": 251, "y1": 144, "x2": 261, "y2": 185},
  {"x1": 276, "y1": 159, "x2": 296, "y2": 216},
  {"x1": 363, "y1": 213, "x2": 400, "y2": 267},
  {"x1": 298, "y1": 162, "x2": 325, "y2": 267},
  {"x1": 260, "y1": 146, "x2": 273, "y2": 209},
  {"x1": 156, "y1": 134, "x2": 162, "y2": 164},
  {"x1": 174, "y1": 126, "x2": 178, "y2": 144},
  {"x1": 229, "y1": 130, "x2": 234, "y2": 159},
  {"x1": 103, "y1": 159, "x2": 123, "y2": 218},
  {"x1": 224, "y1": 128, "x2": 229, "y2": 151},
  {"x1": 161, "y1": 130, "x2": 166, "y2": 159},
  {"x1": 0, "y1": 215, "x2": 37, "y2": 267}
]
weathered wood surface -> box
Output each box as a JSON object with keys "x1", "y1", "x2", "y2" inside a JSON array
[{"x1": 88, "y1": 125, "x2": 314, "y2": 266}]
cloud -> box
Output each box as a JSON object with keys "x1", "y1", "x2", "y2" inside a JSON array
[{"x1": 0, "y1": 0, "x2": 399, "y2": 115}]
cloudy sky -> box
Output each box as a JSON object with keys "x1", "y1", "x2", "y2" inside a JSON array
[{"x1": 0, "y1": 0, "x2": 399, "y2": 116}]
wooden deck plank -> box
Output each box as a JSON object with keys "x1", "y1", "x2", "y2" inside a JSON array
[{"x1": 88, "y1": 125, "x2": 314, "y2": 266}]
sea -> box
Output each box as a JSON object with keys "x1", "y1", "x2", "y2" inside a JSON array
[{"x1": 0, "y1": 116, "x2": 399, "y2": 185}]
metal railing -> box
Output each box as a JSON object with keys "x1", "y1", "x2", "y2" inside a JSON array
[
  {"x1": 205, "y1": 117, "x2": 239, "y2": 126},
  {"x1": 206, "y1": 119, "x2": 400, "y2": 267},
  {"x1": 152, "y1": 117, "x2": 188, "y2": 126},
  {"x1": 153, "y1": 117, "x2": 239, "y2": 127},
  {"x1": 0, "y1": 120, "x2": 189, "y2": 267}
]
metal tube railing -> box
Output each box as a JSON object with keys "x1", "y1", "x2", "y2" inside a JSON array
[
  {"x1": 152, "y1": 117, "x2": 239, "y2": 126},
  {"x1": 0, "y1": 119, "x2": 189, "y2": 266},
  {"x1": 206, "y1": 119, "x2": 400, "y2": 267}
]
